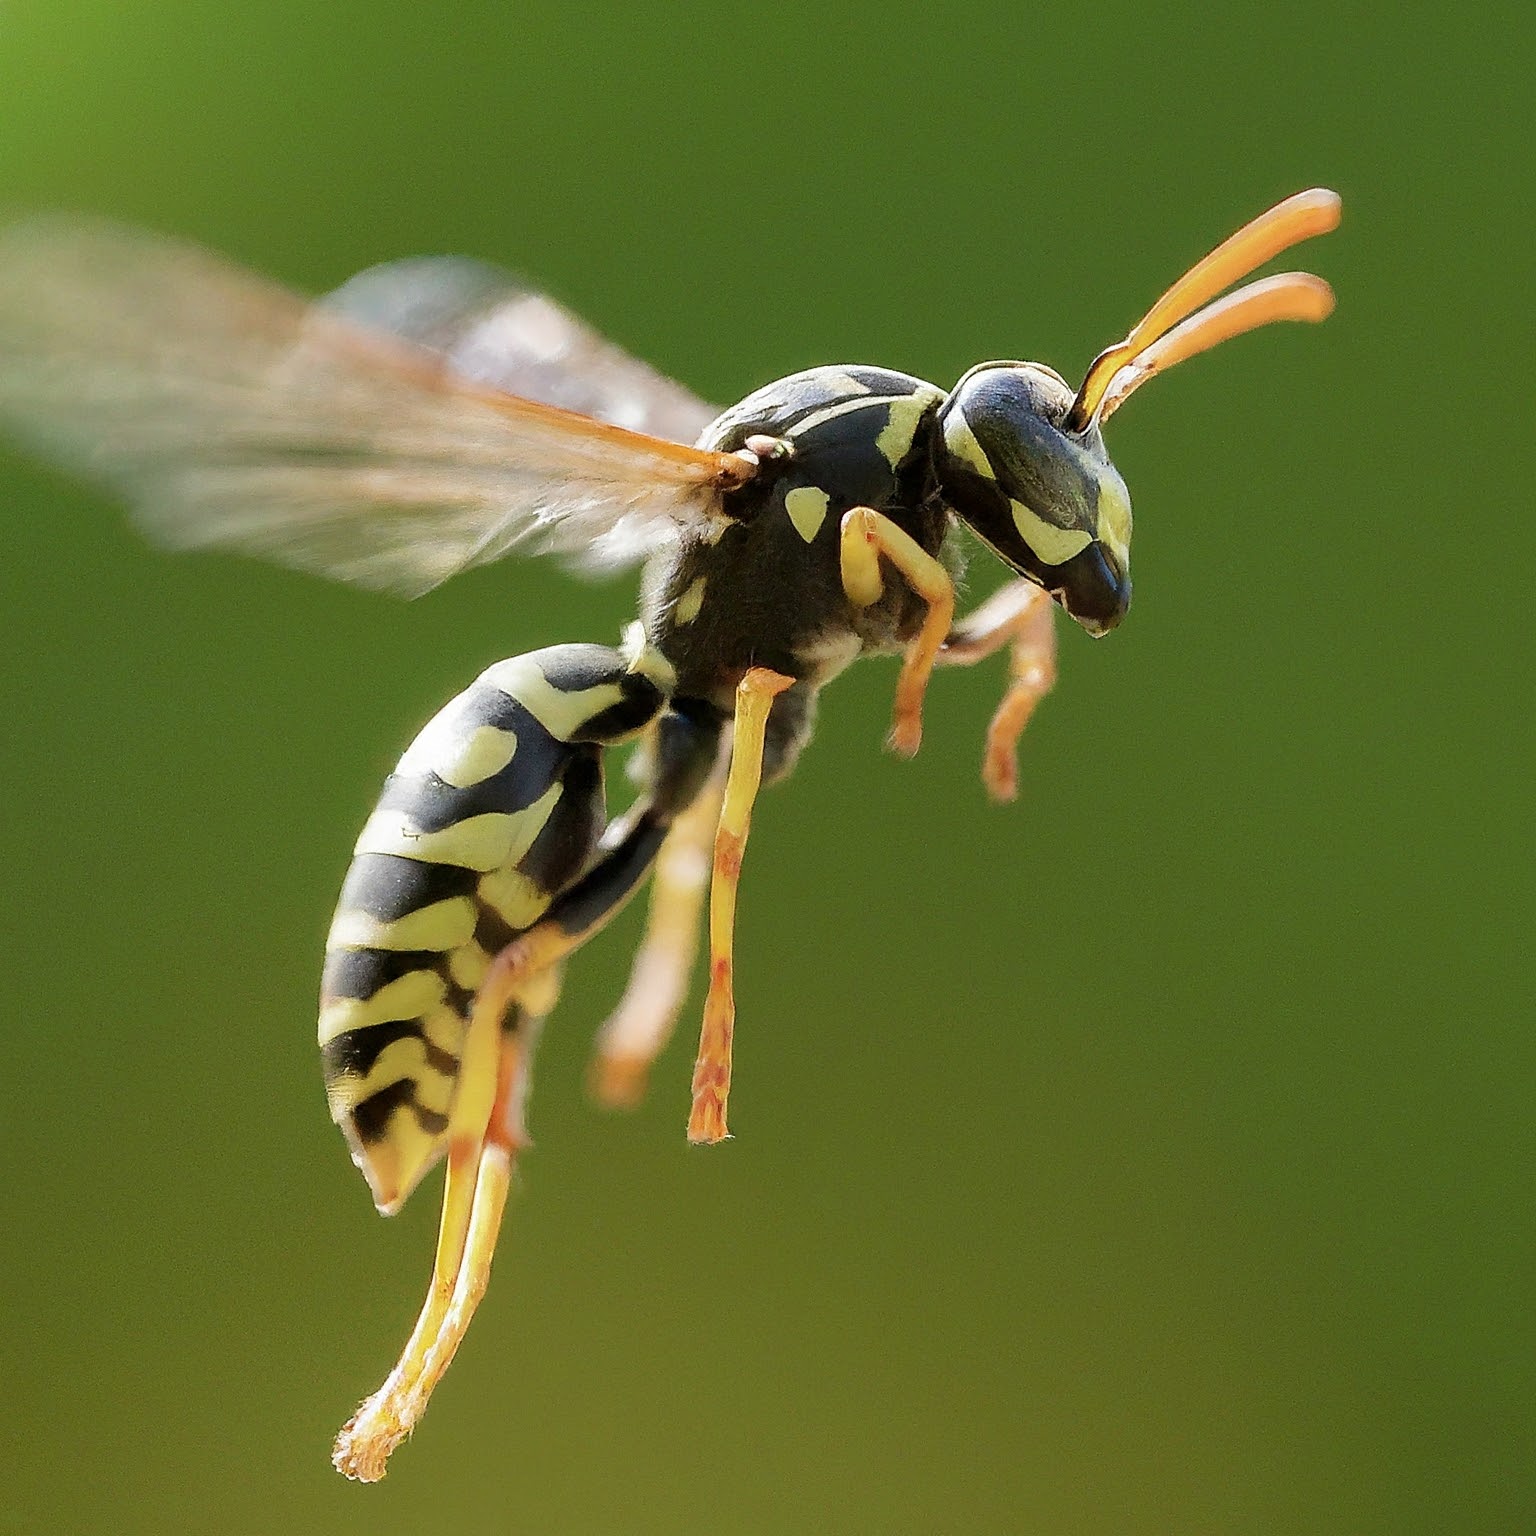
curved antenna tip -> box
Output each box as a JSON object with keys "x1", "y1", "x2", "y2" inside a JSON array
[{"x1": 1066, "y1": 187, "x2": 1342, "y2": 432}]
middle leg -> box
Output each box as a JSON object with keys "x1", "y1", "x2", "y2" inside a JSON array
[
  {"x1": 589, "y1": 682, "x2": 818, "y2": 1116},
  {"x1": 838, "y1": 507, "x2": 956, "y2": 757},
  {"x1": 687, "y1": 666, "x2": 795, "y2": 1144}
]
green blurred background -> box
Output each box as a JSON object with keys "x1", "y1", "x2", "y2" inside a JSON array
[{"x1": 1, "y1": 4, "x2": 1529, "y2": 1532}]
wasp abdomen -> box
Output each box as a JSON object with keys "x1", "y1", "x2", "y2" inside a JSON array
[{"x1": 318, "y1": 644, "x2": 666, "y2": 1213}]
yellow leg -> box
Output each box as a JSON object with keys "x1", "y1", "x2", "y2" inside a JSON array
[
  {"x1": 937, "y1": 581, "x2": 1058, "y2": 802},
  {"x1": 331, "y1": 969, "x2": 556, "y2": 1482},
  {"x1": 687, "y1": 667, "x2": 794, "y2": 1145},
  {"x1": 838, "y1": 507, "x2": 956, "y2": 757},
  {"x1": 589, "y1": 764, "x2": 727, "y2": 1109}
]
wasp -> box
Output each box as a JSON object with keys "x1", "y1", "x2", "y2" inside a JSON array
[{"x1": 0, "y1": 188, "x2": 1339, "y2": 1479}]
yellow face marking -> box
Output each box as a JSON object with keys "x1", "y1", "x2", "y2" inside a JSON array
[
  {"x1": 784, "y1": 485, "x2": 830, "y2": 543},
  {"x1": 1096, "y1": 479, "x2": 1132, "y2": 572},
  {"x1": 940, "y1": 404, "x2": 996, "y2": 480},
  {"x1": 674, "y1": 576, "x2": 707, "y2": 624},
  {"x1": 318, "y1": 967, "x2": 448, "y2": 1046},
  {"x1": 353, "y1": 809, "x2": 522, "y2": 873},
  {"x1": 1010, "y1": 499, "x2": 1093, "y2": 565},
  {"x1": 396, "y1": 720, "x2": 517, "y2": 789},
  {"x1": 874, "y1": 388, "x2": 943, "y2": 468},
  {"x1": 326, "y1": 895, "x2": 479, "y2": 957},
  {"x1": 477, "y1": 864, "x2": 551, "y2": 930},
  {"x1": 481, "y1": 656, "x2": 626, "y2": 741}
]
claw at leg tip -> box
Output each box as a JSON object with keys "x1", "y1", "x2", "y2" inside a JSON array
[
  {"x1": 332, "y1": 1423, "x2": 394, "y2": 1484},
  {"x1": 983, "y1": 755, "x2": 1019, "y2": 803},
  {"x1": 687, "y1": 1095, "x2": 731, "y2": 1144},
  {"x1": 887, "y1": 718, "x2": 922, "y2": 758},
  {"x1": 589, "y1": 1053, "x2": 651, "y2": 1110}
]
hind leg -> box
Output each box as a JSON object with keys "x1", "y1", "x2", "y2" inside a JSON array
[
  {"x1": 332, "y1": 973, "x2": 557, "y2": 1482},
  {"x1": 587, "y1": 748, "x2": 727, "y2": 1109}
]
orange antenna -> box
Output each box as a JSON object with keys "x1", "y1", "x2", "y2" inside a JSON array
[
  {"x1": 1097, "y1": 271, "x2": 1335, "y2": 422},
  {"x1": 1065, "y1": 188, "x2": 1341, "y2": 434}
]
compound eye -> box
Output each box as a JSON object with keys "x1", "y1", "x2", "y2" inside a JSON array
[
  {"x1": 938, "y1": 365, "x2": 1132, "y2": 633},
  {"x1": 941, "y1": 365, "x2": 1092, "y2": 541}
]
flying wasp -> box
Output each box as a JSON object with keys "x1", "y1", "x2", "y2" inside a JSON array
[{"x1": 0, "y1": 188, "x2": 1340, "y2": 1480}]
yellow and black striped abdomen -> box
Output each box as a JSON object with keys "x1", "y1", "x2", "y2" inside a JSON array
[{"x1": 319, "y1": 644, "x2": 667, "y2": 1213}]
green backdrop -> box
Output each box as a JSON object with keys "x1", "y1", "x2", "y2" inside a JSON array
[{"x1": 1, "y1": 4, "x2": 1529, "y2": 1532}]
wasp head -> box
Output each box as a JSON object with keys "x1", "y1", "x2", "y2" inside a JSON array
[
  {"x1": 935, "y1": 188, "x2": 1341, "y2": 637},
  {"x1": 935, "y1": 361, "x2": 1132, "y2": 635}
]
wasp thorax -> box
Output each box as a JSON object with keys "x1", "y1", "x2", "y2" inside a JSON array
[{"x1": 936, "y1": 362, "x2": 1132, "y2": 635}]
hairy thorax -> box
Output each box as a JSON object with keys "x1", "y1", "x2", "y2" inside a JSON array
[{"x1": 642, "y1": 364, "x2": 953, "y2": 710}]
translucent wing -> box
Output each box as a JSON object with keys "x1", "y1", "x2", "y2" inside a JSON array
[
  {"x1": 0, "y1": 216, "x2": 749, "y2": 596},
  {"x1": 322, "y1": 255, "x2": 720, "y2": 444}
]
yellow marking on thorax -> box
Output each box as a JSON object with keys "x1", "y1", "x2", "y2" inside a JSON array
[
  {"x1": 674, "y1": 576, "x2": 707, "y2": 625},
  {"x1": 481, "y1": 656, "x2": 625, "y2": 741},
  {"x1": 326, "y1": 895, "x2": 479, "y2": 957},
  {"x1": 816, "y1": 371, "x2": 874, "y2": 397},
  {"x1": 941, "y1": 404, "x2": 996, "y2": 479},
  {"x1": 319, "y1": 968, "x2": 447, "y2": 1046},
  {"x1": 874, "y1": 388, "x2": 943, "y2": 468},
  {"x1": 396, "y1": 721, "x2": 518, "y2": 788},
  {"x1": 1010, "y1": 499, "x2": 1093, "y2": 565},
  {"x1": 353, "y1": 809, "x2": 522, "y2": 872},
  {"x1": 785, "y1": 393, "x2": 909, "y2": 440},
  {"x1": 784, "y1": 485, "x2": 830, "y2": 543}
]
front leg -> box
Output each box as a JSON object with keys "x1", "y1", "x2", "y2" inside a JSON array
[
  {"x1": 838, "y1": 506, "x2": 955, "y2": 755},
  {"x1": 938, "y1": 580, "x2": 1058, "y2": 802}
]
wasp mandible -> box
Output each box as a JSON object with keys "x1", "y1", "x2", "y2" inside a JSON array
[{"x1": 0, "y1": 187, "x2": 1340, "y2": 1479}]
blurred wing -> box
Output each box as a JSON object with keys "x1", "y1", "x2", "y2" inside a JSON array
[
  {"x1": 322, "y1": 255, "x2": 720, "y2": 445},
  {"x1": 0, "y1": 216, "x2": 748, "y2": 596}
]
